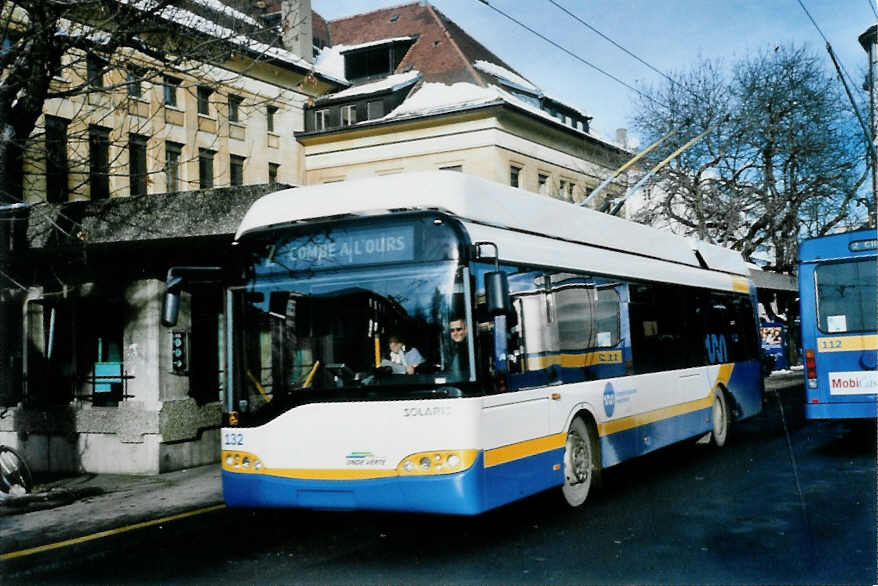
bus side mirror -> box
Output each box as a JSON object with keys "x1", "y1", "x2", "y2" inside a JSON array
[
  {"x1": 485, "y1": 271, "x2": 511, "y2": 316},
  {"x1": 162, "y1": 276, "x2": 184, "y2": 327}
]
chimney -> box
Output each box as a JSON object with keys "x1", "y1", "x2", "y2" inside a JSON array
[
  {"x1": 281, "y1": 0, "x2": 313, "y2": 64},
  {"x1": 615, "y1": 128, "x2": 628, "y2": 149}
]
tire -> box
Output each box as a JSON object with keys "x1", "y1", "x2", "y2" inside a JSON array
[
  {"x1": 710, "y1": 389, "x2": 729, "y2": 448},
  {"x1": 561, "y1": 416, "x2": 600, "y2": 507},
  {"x1": 0, "y1": 445, "x2": 33, "y2": 494}
]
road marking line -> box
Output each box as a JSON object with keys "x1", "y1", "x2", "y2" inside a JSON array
[{"x1": 0, "y1": 504, "x2": 226, "y2": 561}]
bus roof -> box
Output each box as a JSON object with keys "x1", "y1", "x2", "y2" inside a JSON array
[
  {"x1": 236, "y1": 171, "x2": 749, "y2": 276},
  {"x1": 799, "y1": 228, "x2": 878, "y2": 262}
]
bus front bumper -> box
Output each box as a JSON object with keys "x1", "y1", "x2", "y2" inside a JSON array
[{"x1": 222, "y1": 452, "x2": 488, "y2": 515}]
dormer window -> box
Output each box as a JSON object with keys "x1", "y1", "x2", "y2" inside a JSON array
[{"x1": 343, "y1": 38, "x2": 414, "y2": 82}]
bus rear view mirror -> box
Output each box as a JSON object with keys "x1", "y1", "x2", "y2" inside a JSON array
[
  {"x1": 485, "y1": 271, "x2": 511, "y2": 316},
  {"x1": 161, "y1": 266, "x2": 223, "y2": 328},
  {"x1": 162, "y1": 276, "x2": 183, "y2": 328}
]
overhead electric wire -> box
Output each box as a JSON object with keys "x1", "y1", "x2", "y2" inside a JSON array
[
  {"x1": 546, "y1": 0, "x2": 678, "y2": 90},
  {"x1": 796, "y1": 0, "x2": 861, "y2": 92},
  {"x1": 476, "y1": 0, "x2": 668, "y2": 109},
  {"x1": 866, "y1": 0, "x2": 878, "y2": 20}
]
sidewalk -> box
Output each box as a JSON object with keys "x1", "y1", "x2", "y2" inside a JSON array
[
  {"x1": 0, "y1": 371, "x2": 804, "y2": 561},
  {"x1": 0, "y1": 463, "x2": 223, "y2": 558}
]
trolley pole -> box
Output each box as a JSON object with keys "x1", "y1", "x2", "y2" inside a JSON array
[{"x1": 859, "y1": 23, "x2": 878, "y2": 228}]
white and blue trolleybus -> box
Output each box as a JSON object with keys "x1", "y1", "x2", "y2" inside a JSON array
[
  {"x1": 164, "y1": 172, "x2": 763, "y2": 514},
  {"x1": 798, "y1": 229, "x2": 877, "y2": 420}
]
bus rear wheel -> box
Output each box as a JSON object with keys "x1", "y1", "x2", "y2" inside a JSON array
[
  {"x1": 561, "y1": 417, "x2": 600, "y2": 507},
  {"x1": 710, "y1": 389, "x2": 729, "y2": 447}
]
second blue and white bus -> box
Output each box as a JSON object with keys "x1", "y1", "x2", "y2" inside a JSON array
[
  {"x1": 798, "y1": 229, "x2": 877, "y2": 420},
  {"x1": 165, "y1": 172, "x2": 763, "y2": 514}
]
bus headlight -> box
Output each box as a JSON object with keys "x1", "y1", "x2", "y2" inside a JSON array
[
  {"x1": 222, "y1": 450, "x2": 264, "y2": 474},
  {"x1": 396, "y1": 450, "x2": 479, "y2": 476}
]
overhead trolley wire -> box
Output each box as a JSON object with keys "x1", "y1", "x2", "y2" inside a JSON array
[
  {"x1": 546, "y1": 0, "x2": 679, "y2": 90},
  {"x1": 476, "y1": 0, "x2": 669, "y2": 109},
  {"x1": 796, "y1": 0, "x2": 861, "y2": 91}
]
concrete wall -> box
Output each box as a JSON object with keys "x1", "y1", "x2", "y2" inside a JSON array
[{"x1": 0, "y1": 278, "x2": 223, "y2": 475}]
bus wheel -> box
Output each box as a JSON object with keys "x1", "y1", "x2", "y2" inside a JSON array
[
  {"x1": 561, "y1": 417, "x2": 600, "y2": 507},
  {"x1": 710, "y1": 390, "x2": 729, "y2": 447}
]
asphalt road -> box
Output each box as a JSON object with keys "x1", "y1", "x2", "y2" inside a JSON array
[{"x1": 15, "y1": 380, "x2": 878, "y2": 584}]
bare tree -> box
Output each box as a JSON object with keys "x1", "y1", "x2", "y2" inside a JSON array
[
  {"x1": 0, "y1": 0, "x2": 302, "y2": 208},
  {"x1": 630, "y1": 45, "x2": 869, "y2": 273}
]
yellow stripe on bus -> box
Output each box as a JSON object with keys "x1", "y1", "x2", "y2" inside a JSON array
[
  {"x1": 731, "y1": 277, "x2": 751, "y2": 293},
  {"x1": 816, "y1": 334, "x2": 878, "y2": 353},
  {"x1": 222, "y1": 452, "x2": 397, "y2": 480},
  {"x1": 598, "y1": 394, "x2": 714, "y2": 436},
  {"x1": 526, "y1": 350, "x2": 622, "y2": 370},
  {"x1": 483, "y1": 433, "x2": 567, "y2": 468}
]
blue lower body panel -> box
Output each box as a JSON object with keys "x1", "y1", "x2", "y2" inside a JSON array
[
  {"x1": 806, "y1": 401, "x2": 878, "y2": 420},
  {"x1": 483, "y1": 448, "x2": 565, "y2": 511},
  {"x1": 601, "y1": 407, "x2": 712, "y2": 467},
  {"x1": 224, "y1": 449, "x2": 567, "y2": 515}
]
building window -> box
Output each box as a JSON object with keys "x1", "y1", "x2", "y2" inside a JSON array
[
  {"x1": 164, "y1": 76, "x2": 181, "y2": 107},
  {"x1": 267, "y1": 105, "x2": 278, "y2": 132},
  {"x1": 268, "y1": 162, "x2": 279, "y2": 184},
  {"x1": 166, "y1": 141, "x2": 182, "y2": 193},
  {"x1": 199, "y1": 148, "x2": 214, "y2": 189},
  {"x1": 538, "y1": 173, "x2": 548, "y2": 195},
  {"x1": 88, "y1": 125, "x2": 110, "y2": 200},
  {"x1": 367, "y1": 100, "x2": 384, "y2": 120},
  {"x1": 314, "y1": 109, "x2": 329, "y2": 130},
  {"x1": 228, "y1": 94, "x2": 243, "y2": 123},
  {"x1": 127, "y1": 66, "x2": 146, "y2": 98},
  {"x1": 45, "y1": 116, "x2": 69, "y2": 204},
  {"x1": 129, "y1": 133, "x2": 148, "y2": 196},
  {"x1": 341, "y1": 105, "x2": 357, "y2": 126},
  {"x1": 87, "y1": 54, "x2": 106, "y2": 88},
  {"x1": 439, "y1": 165, "x2": 462, "y2": 172},
  {"x1": 197, "y1": 86, "x2": 213, "y2": 116},
  {"x1": 510, "y1": 165, "x2": 521, "y2": 188},
  {"x1": 230, "y1": 154, "x2": 245, "y2": 186}
]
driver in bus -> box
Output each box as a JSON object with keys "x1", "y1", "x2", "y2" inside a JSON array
[
  {"x1": 448, "y1": 317, "x2": 468, "y2": 374},
  {"x1": 384, "y1": 334, "x2": 424, "y2": 375}
]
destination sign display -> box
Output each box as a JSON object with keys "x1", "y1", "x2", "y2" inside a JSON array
[{"x1": 267, "y1": 226, "x2": 416, "y2": 270}]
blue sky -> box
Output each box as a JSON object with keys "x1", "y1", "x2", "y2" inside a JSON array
[{"x1": 313, "y1": 0, "x2": 874, "y2": 144}]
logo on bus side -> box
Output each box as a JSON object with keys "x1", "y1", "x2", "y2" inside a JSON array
[
  {"x1": 346, "y1": 451, "x2": 387, "y2": 466},
  {"x1": 603, "y1": 383, "x2": 615, "y2": 417},
  {"x1": 403, "y1": 406, "x2": 452, "y2": 417}
]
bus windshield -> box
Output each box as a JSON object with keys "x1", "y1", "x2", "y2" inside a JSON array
[
  {"x1": 229, "y1": 260, "x2": 474, "y2": 415},
  {"x1": 815, "y1": 258, "x2": 877, "y2": 334}
]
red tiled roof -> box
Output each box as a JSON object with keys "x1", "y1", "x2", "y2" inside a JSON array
[{"x1": 328, "y1": 2, "x2": 524, "y2": 87}]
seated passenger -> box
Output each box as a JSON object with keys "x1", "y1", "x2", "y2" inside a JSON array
[{"x1": 382, "y1": 334, "x2": 424, "y2": 375}]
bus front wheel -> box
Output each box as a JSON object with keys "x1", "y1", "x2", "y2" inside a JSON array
[
  {"x1": 710, "y1": 389, "x2": 729, "y2": 448},
  {"x1": 561, "y1": 416, "x2": 600, "y2": 507}
]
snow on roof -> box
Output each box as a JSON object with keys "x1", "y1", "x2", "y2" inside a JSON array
[
  {"x1": 318, "y1": 70, "x2": 420, "y2": 102},
  {"x1": 339, "y1": 36, "x2": 417, "y2": 53},
  {"x1": 118, "y1": 0, "x2": 345, "y2": 84},
  {"x1": 473, "y1": 60, "x2": 591, "y2": 120},
  {"x1": 379, "y1": 82, "x2": 501, "y2": 119},
  {"x1": 375, "y1": 81, "x2": 624, "y2": 151},
  {"x1": 191, "y1": 0, "x2": 260, "y2": 27},
  {"x1": 313, "y1": 44, "x2": 347, "y2": 82},
  {"x1": 473, "y1": 60, "x2": 537, "y2": 93}
]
